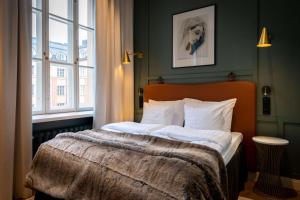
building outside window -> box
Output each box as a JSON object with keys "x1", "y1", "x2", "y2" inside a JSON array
[
  {"x1": 57, "y1": 68, "x2": 65, "y2": 78},
  {"x1": 79, "y1": 67, "x2": 88, "y2": 77},
  {"x1": 80, "y1": 85, "x2": 85, "y2": 96},
  {"x1": 32, "y1": 0, "x2": 95, "y2": 114},
  {"x1": 57, "y1": 85, "x2": 65, "y2": 96}
]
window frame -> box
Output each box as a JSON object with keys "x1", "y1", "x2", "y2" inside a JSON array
[{"x1": 32, "y1": 0, "x2": 95, "y2": 115}]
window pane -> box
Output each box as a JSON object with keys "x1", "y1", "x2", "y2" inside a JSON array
[
  {"x1": 79, "y1": 27, "x2": 94, "y2": 67},
  {"x1": 32, "y1": 10, "x2": 42, "y2": 59},
  {"x1": 32, "y1": 60, "x2": 43, "y2": 112},
  {"x1": 50, "y1": 63, "x2": 74, "y2": 110},
  {"x1": 49, "y1": 0, "x2": 73, "y2": 20},
  {"x1": 32, "y1": 0, "x2": 42, "y2": 9},
  {"x1": 79, "y1": 0, "x2": 94, "y2": 28},
  {"x1": 79, "y1": 67, "x2": 94, "y2": 108},
  {"x1": 49, "y1": 17, "x2": 73, "y2": 64}
]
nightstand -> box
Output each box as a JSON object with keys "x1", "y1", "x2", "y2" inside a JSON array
[{"x1": 252, "y1": 136, "x2": 296, "y2": 198}]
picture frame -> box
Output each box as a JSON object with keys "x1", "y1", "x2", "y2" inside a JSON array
[{"x1": 173, "y1": 5, "x2": 215, "y2": 68}]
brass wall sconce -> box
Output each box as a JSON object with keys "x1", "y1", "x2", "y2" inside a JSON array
[
  {"x1": 122, "y1": 50, "x2": 144, "y2": 64},
  {"x1": 257, "y1": 27, "x2": 272, "y2": 48}
]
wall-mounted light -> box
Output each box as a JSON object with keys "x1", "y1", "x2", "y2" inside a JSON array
[
  {"x1": 138, "y1": 88, "x2": 144, "y2": 108},
  {"x1": 122, "y1": 50, "x2": 144, "y2": 64},
  {"x1": 156, "y1": 76, "x2": 164, "y2": 84},
  {"x1": 262, "y1": 85, "x2": 271, "y2": 115},
  {"x1": 262, "y1": 85, "x2": 271, "y2": 96},
  {"x1": 257, "y1": 27, "x2": 272, "y2": 48},
  {"x1": 227, "y1": 72, "x2": 236, "y2": 81}
]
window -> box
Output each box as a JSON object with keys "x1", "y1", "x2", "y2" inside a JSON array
[
  {"x1": 57, "y1": 68, "x2": 65, "y2": 78},
  {"x1": 57, "y1": 85, "x2": 65, "y2": 96},
  {"x1": 55, "y1": 52, "x2": 67, "y2": 62},
  {"x1": 79, "y1": 67, "x2": 87, "y2": 77},
  {"x1": 80, "y1": 85, "x2": 85, "y2": 96},
  {"x1": 32, "y1": 0, "x2": 95, "y2": 114}
]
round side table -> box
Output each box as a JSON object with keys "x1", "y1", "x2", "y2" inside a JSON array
[{"x1": 252, "y1": 136, "x2": 297, "y2": 198}]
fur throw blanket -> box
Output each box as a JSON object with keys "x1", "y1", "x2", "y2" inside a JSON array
[{"x1": 26, "y1": 130, "x2": 228, "y2": 200}]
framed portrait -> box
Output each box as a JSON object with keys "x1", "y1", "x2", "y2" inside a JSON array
[{"x1": 173, "y1": 5, "x2": 215, "y2": 68}]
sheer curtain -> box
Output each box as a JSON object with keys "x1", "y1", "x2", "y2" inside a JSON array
[
  {"x1": 0, "y1": 0, "x2": 32, "y2": 199},
  {"x1": 94, "y1": 0, "x2": 134, "y2": 129}
]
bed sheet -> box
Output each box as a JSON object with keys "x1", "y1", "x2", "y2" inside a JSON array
[{"x1": 101, "y1": 122, "x2": 243, "y2": 165}]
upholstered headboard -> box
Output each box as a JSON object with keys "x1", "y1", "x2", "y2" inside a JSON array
[{"x1": 144, "y1": 81, "x2": 256, "y2": 171}]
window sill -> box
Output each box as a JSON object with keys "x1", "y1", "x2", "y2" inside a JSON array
[{"x1": 32, "y1": 111, "x2": 94, "y2": 124}]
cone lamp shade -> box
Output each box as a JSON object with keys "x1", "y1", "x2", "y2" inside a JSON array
[
  {"x1": 122, "y1": 50, "x2": 131, "y2": 64},
  {"x1": 257, "y1": 27, "x2": 272, "y2": 47}
]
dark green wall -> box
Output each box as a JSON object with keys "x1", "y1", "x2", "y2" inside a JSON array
[{"x1": 134, "y1": 0, "x2": 300, "y2": 178}]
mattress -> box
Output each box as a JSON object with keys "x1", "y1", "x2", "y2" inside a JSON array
[
  {"x1": 223, "y1": 132, "x2": 243, "y2": 165},
  {"x1": 102, "y1": 122, "x2": 243, "y2": 165}
]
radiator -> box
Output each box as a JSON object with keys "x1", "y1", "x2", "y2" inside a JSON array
[{"x1": 32, "y1": 117, "x2": 93, "y2": 156}]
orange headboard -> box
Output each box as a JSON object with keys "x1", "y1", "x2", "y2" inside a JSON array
[{"x1": 144, "y1": 81, "x2": 256, "y2": 171}]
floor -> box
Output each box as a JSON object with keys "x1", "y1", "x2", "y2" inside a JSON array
[
  {"x1": 25, "y1": 181, "x2": 299, "y2": 200},
  {"x1": 239, "y1": 181, "x2": 300, "y2": 200}
]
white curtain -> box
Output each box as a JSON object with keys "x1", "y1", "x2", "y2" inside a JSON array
[
  {"x1": 0, "y1": 0, "x2": 32, "y2": 199},
  {"x1": 94, "y1": 0, "x2": 134, "y2": 129}
]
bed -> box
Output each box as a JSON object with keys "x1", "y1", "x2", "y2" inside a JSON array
[{"x1": 28, "y1": 81, "x2": 256, "y2": 200}]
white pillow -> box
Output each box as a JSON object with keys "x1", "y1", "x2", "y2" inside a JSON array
[
  {"x1": 149, "y1": 99, "x2": 184, "y2": 126},
  {"x1": 184, "y1": 98, "x2": 237, "y2": 131},
  {"x1": 141, "y1": 102, "x2": 174, "y2": 125}
]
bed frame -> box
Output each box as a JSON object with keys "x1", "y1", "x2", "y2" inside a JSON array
[{"x1": 35, "y1": 81, "x2": 256, "y2": 200}]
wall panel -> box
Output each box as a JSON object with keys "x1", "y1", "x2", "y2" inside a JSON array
[{"x1": 134, "y1": 0, "x2": 300, "y2": 178}]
